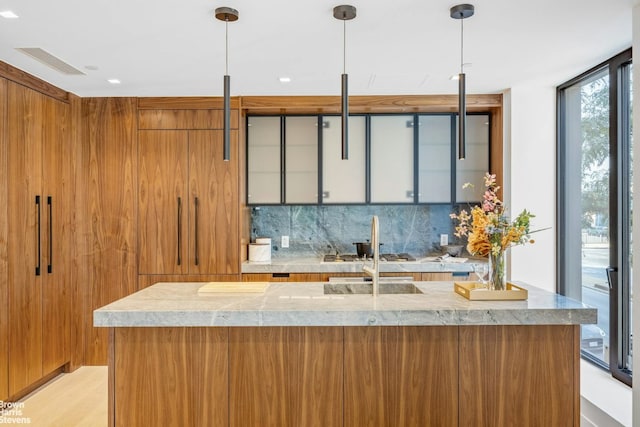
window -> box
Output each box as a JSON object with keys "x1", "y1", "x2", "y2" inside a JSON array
[{"x1": 558, "y1": 49, "x2": 632, "y2": 386}]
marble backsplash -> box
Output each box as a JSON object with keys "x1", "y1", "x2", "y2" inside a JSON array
[{"x1": 250, "y1": 205, "x2": 458, "y2": 258}]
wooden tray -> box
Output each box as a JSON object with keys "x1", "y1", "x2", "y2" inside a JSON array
[
  {"x1": 198, "y1": 282, "x2": 269, "y2": 293},
  {"x1": 454, "y1": 281, "x2": 528, "y2": 300}
]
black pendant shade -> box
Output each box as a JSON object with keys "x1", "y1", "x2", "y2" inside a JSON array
[
  {"x1": 450, "y1": 4, "x2": 474, "y2": 160},
  {"x1": 333, "y1": 5, "x2": 356, "y2": 160},
  {"x1": 215, "y1": 7, "x2": 239, "y2": 162}
]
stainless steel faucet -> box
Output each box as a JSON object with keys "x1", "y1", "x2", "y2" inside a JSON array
[{"x1": 362, "y1": 215, "x2": 380, "y2": 296}]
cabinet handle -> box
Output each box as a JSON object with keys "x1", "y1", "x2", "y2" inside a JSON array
[
  {"x1": 47, "y1": 196, "x2": 52, "y2": 274},
  {"x1": 194, "y1": 197, "x2": 199, "y2": 266},
  {"x1": 35, "y1": 195, "x2": 41, "y2": 276},
  {"x1": 177, "y1": 197, "x2": 182, "y2": 266}
]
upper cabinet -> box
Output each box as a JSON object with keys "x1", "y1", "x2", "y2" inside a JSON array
[
  {"x1": 418, "y1": 115, "x2": 452, "y2": 203},
  {"x1": 138, "y1": 109, "x2": 240, "y2": 275},
  {"x1": 247, "y1": 116, "x2": 280, "y2": 204},
  {"x1": 322, "y1": 116, "x2": 366, "y2": 203},
  {"x1": 455, "y1": 115, "x2": 490, "y2": 202},
  {"x1": 285, "y1": 117, "x2": 318, "y2": 204},
  {"x1": 246, "y1": 112, "x2": 490, "y2": 205},
  {"x1": 370, "y1": 115, "x2": 414, "y2": 203}
]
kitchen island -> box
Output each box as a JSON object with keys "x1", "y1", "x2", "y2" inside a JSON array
[{"x1": 95, "y1": 281, "x2": 596, "y2": 427}]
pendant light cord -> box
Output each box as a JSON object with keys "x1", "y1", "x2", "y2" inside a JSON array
[
  {"x1": 460, "y1": 15, "x2": 464, "y2": 74},
  {"x1": 225, "y1": 18, "x2": 229, "y2": 75},
  {"x1": 343, "y1": 17, "x2": 347, "y2": 74}
]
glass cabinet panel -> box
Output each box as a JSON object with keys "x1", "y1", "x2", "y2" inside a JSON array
[
  {"x1": 285, "y1": 116, "x2": 318, "y2": 204},
  {"x1": 322, "y1": 116, "x2": 366, "y2": 203},
  {"x1": 370, "y1": 115, "x2": 414, "y2": 203},
  {"x1": 456, "y1": 114, "x2": 490, "y2": 202},
  {"x1": 418, "y1": 115, "x2": 452, "y2": 203},
  {"x1": 247, "y1": 116, "x2": 281, "y2": 204}
]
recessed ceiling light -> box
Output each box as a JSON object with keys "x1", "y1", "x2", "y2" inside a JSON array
[
  {"x1": 107, "y1": 78, "x2": 121, "y2": 84},
  {"x1": 0, "y1": 11, "x2": 19, "y2": 19},
  {"x1": 279, "y1": 77, "x2": 292, "y2": 83}
]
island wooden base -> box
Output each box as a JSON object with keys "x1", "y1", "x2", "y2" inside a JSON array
[{"x1": 108, "y1": 325, "x2": 579, "y2": 427}]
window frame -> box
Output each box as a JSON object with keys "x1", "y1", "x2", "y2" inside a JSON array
[{"x1": 557, "y1": 48, "x2": 632, "y2": 386}]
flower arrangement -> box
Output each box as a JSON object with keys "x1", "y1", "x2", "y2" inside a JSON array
[{"x1": 450, "y1": 173, "x2": 537, "y2": 289}]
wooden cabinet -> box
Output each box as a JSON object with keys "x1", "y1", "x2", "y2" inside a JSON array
[
  {"x1": 80, "y1": 97, "x2": 138, "y2": 366},
  {"x1": 243, "y1": 273, "x2": 321, "y2": 282},
  {"x1": 0, "y1": 78, "x2": 7, "y2": 401},
  {"x1": 459, "y1": 325, "x2": 578, "y2": 426},
  {"x1": 111, "y1": 324, "x2": 577, "y2": 427},
  {"x1": 113, "y1": 327, "x2": 228, "y2": 427},
  {"x1": 7, "y1": 82, "x2": 71, "y2": 396},
  {"x1": 229, "y1": 327, "x2": 343, "y2": 427},
  {"x1": 138, "y1": 129, "x2": 239, "y2": 275},
  {"x1": 344, "y1": 326, "x2": 458, "y2": 426}
]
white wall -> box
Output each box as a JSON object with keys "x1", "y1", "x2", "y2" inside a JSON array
[{"x1": 506, "y1": 85, "x2": 557, "y2": 292}]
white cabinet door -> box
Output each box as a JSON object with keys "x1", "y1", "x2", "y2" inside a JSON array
[
  {"x1": 322, "y1": 116, "x2": 366, "y2": 203},
  {"x1": 248, "y1": 117, "x2": 281, "y2": 204},
  {"x1": 418, "y1": 115, "x2": 452, "y2": 203},
  {"x1": 370, "y1": 115, "x2": 414, "y2": 203},
  {"x1": 455, "y1": 114, "x2": 490, "y2": 202},
  {"x1": 285, "y1": 116, "x2": 318, "y2": 204}
]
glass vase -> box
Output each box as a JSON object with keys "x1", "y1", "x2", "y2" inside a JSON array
[{"x1": 488, "y1": 250, "x2": 506, "y2": 290}]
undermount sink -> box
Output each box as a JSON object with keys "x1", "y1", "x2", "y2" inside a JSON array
[{"x1": 324, "y1": 281, "x2": 423, "y2": 295}]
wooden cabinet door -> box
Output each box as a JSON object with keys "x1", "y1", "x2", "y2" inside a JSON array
[
  {"x1": 41, "y1": 95, "x2": 71, "y2": 374},
  {"x1": 344, "y1": 326, "x2": 459, "y2": 426},
  {"x1": 188, "y1": 130, "x2": 239, "y2": 274},
  {"x1": 0, "y1": 78, "x2": 8, "y2": 401},
  {"x1": 7, "y1": 82, "x2": 44, "y2": 396},
  {"x1": 229, "y1": 327, "x2": 343, "y2": 427},
  {"x1": 138, "y1": 130, "x2": 188, "y2": 274}
]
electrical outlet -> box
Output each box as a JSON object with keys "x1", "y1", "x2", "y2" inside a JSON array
[
  {"x1": 281, "y1": 235, "x2": 290, "y2": 248},
  {"x1": 440, "y1": 234, "x2": 449, "y2": 246}
]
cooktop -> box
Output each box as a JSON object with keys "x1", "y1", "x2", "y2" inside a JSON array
[{"x1": 322, "y1": 253, "x2": 416, "y2": 262}]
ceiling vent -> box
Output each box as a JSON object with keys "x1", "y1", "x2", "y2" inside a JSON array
[{"x1": 15, "y1": 47, "x2": 85, "y2": 75}]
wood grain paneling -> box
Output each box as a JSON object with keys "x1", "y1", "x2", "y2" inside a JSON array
[
  {"x1": 138, "y1": 130, "x2": 188, "y2": 275},
  {"x1": 41, "y1": 95, "x2": 71, "y2": 374},
  {"x1": 229, "y1": 327, "x2": 288, "y2": 427},
  {"x1": 0, "y1": 60, "x2": 68, "y2": 102},
  {"x1": 0, "y1": 77, "x2": 8, "y2": 401},
  {"x1": 189, "y1": 130, "x2": 239, "y2": 274},
  {"x1": 81, "y1": 98, "x2": 138, "y2": 365},
  {"x1": 138, "y1": 109, "x2": 239, "y2": 130},
  {"x1": 459, "y1": 325, "x2": 577, "y2": 427},
  {"x1": 421, "y1": 272, "x2": 454, "y2": 281},
  {"x1": 68, "y1": 94, "x2": 83, "y2": 371},
  {"x1": 489, "y1": 106, "x2": 504, "y2": 197},
  {"x1": 7, "y1": 82, "x2": 44, "y2": 395},
  {"x1": 138, "y1": 97, "x2": 240, "y2": 110},
  {"x1": 242, "y1": 94, "x2": 502, "y2": 114},
  {"x1": 242, "y1": 273, "x2": 321, "y2": 282},
  {"x1": 287, "y1": 327, "x2": 343, "y2": 427},
  {"x1": 137, "y1": 274, "x2": 241, "y2": 290},
  {"x1": 229, "y1": 327, "x2": 343, "y2": 427},
  {"x1": 344, "y1": 326, "x2": 458, "y2": 427},
  {"x1": 114, "y1": 327, "x2": 228, "y2": 427}
]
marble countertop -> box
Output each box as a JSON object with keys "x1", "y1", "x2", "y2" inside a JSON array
[
  {"x1": 242, "y1": 256, "x2": 480, "y2": 274},
  {"x1": 94, "y1": 281, "x2": 597, "y2": 328}
]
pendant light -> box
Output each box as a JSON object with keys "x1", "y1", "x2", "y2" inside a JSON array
[
  {"x1": 333, "y1": 5, "x2": 356, "y2": 160},
  {"x1": 450, "y1": 4, "x2": 474, "y2": 160},
  {"x1": 215, "y1": 7, "x2": 239, "y2": 162}
]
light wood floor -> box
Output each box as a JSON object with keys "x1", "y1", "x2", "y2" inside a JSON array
[{"x1": 8, "y1": 366, "x2": 108, "y2": 427}]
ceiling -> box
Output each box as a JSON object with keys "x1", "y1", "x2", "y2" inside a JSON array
[{"x1": 0, "y1": 0, "x2": 633, "y2": 98}]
